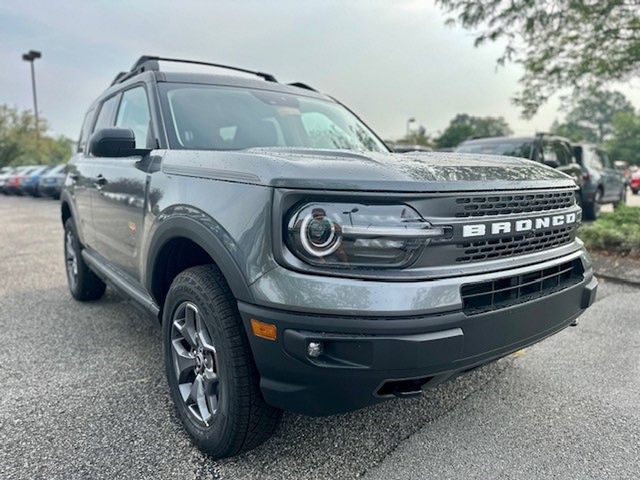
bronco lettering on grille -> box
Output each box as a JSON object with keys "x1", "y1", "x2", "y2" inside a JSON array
[{"x1": 462, "y1": 213, "x2": 578, "y2": 238}]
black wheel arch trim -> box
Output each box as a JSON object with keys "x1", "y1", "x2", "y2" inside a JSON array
[
  {"x1": 144, "y1": 213, "x2": 254, "y2": 307},
  {"x1": 60, "y1": 190, "x2": 85, "y2": 245}
]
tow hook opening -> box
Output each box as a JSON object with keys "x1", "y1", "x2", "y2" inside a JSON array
[{"x1": 377, "y1": 376, "x2": 433, "y2": 398}]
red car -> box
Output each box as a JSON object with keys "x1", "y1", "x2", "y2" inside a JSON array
[
  {"x1": 4, "y1": 165, "x2": 38, "y2": 195},
  {"x1": 630, "y1": 170, "x2": 640, "y2": 195}
]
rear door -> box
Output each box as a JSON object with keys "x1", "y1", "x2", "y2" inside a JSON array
[
  {"x1": 598, "y1": 149, "x2": 621, "y2": 201},
  {"x1": 90, "y1": 85, "x2": 153, "y2": 280},
  {"x1": 553, "y1": 140, "x2": 582, "y2": 187}
]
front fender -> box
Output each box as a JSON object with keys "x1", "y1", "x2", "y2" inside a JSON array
[{"x1": 144, "y1": 206, "x2": 255, "y2": 304}]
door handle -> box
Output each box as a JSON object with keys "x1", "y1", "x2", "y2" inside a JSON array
[{"x1": 95, "y1": 174, "x2": 107, "y2": 190}]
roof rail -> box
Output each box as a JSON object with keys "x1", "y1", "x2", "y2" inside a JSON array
[
  {"x1": 110, "y1": 55, "x2": 278, "y2": 86},
  {"x1": 287, "y1": 82, "x2": 317, "y2": 92}
]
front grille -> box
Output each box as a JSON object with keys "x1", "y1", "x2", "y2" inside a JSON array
[
  {"x1": 460, "y1": 259, "x2": 584, "y2": 315},
  {"x1": 455, "y1": 226, "x2": 575, "y2": 263},
  {"x1": 454, "y1": 191, "x2": 575, "y2": 218}
]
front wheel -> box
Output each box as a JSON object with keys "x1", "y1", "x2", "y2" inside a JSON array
[{"x1": 163, "y1": 265, "x2": 281, "y2": 458}]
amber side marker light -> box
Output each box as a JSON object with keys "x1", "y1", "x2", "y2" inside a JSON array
[{"x1": 250, "y1": 318, "x2": 277, "y2": 341}]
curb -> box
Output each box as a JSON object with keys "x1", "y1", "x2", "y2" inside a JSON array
[{"x1": 590, "y1": 252, "x2": 640, "y2": 287}]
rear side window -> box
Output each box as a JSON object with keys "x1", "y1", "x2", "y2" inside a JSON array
[
  {"x1": 598, "y1": 150, "x2": 612, "y2": 168},
  {"x1": 77, "y1": 108, "x2": 96, "y2": 152},
  {"x1": 116, "y1": 87, "x2": 152, "y2": 149},
  {"x1": 93, "y1": 95, "x2": 120, "y2": 133},
  {"x1": 541, "y1": 142, "x2": 557, "y2": 163},
  {"x1": 553, "y1": 141, "x2": 573, "y2": 166},
  {"x1": 586, "y1": 148, "x2": 603, "y2": 169}
]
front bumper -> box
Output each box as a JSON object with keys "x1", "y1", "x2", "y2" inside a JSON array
[{"x1": 241, "y1": 249, "x2": 597, "y2": 416}]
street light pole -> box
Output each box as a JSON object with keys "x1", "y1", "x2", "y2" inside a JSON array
[
  {"x1": 406, "y1": 117, "x2": 415, "y2": 138},
  {"x1": 22, "y1": 50, "x2": 42, "y2": 149}
]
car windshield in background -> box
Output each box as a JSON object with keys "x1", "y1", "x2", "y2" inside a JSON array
[
  {"x1": 46, "y1": 164, "x2": 66, "y2": 175},
  {"x1": 159, "y1": 84, "x2": 387, "y2": 153},
  {"x1": 456, "y1": 139, "x2": 534, "y2": 159}
]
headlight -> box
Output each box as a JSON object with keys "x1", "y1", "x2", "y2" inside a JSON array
[{"x1": 285, "y1": 203, "x2": 446, "y2": 269}]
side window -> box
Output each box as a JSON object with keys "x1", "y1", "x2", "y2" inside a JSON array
[
  {"x1": 541, "y1": 142, "x2": 557, "y2": 163},
  {"x1": 553, "y1": 141, "x2": 572, "y2": 166},
  {"x1": 599, "y1": 150, "x2": 612, "y2": 168},
  {"x1": 588, "y1": 148, "x2": 603, "y2": 169},
  {"x1": 77, "y1": 107, "x2": 96, "y2": 152},
  {"x1": 116, "y1": 87, "x2": 152, "y2": 149},
  {"x1": 93, "y1": 95, "x2": 119, "y2": 133}
]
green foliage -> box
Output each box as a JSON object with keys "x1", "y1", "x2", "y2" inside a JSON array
[
  {"x1": 435, "y1": 113, "x2": 512, "y2": 148},
  {"x1": 564, "y1": 89, "x2": 634, "y2": 142},
  {"x1": 0, "y1": 104, "x2": 73, "y2": 168},
  {"x1": 436, "y1": 0, "x2": 640, "y2": 117},
  {"x1": 397, "y1": 125, "x2": 433, "y2": 147},
  {"x1": 549, "y1": 119, "x2": 597, "y2": 143},
  {"x1": 579, "y1": 206, "x2": 640, "y2": 256},
  {"x1": 605, "y1": 111, "x2": 640, "y2": 165}
]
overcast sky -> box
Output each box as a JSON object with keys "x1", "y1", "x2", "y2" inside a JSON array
[{"x1": 2, "y1": 0, "x2": 639, "y2": 142}]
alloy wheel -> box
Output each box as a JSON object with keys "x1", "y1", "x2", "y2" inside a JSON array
[
  {"x1": 171, "y1": 302, "x2": 220, "y2": 426},
  {"x1": 65, "y1": 230, "x2": 78, "y2": 290}
]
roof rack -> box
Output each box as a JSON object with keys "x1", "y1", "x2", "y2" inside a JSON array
[
  {"x1": 287, "y1": 82, "x2": 317, "y2": 92},
  {"x1": 110, "y1": 55, "x2": 278, "y2": 86}
]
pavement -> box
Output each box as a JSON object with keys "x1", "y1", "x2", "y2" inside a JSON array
[{"x1": 1, "y1": 195, "x2": 639, "y2": 480}]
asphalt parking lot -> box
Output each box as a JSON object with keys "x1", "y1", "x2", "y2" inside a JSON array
[{"x1": 1, "y1": 195, "x2": 639, "y2": 480}]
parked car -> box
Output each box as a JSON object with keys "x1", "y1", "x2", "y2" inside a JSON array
[
  {"x1": 62, "y1": 55, "x2": 596, "y2": 458},
  {"x1": 572, "y1": 144, "x2": 627, "y2": 219},
  {"x1": 455, "y1": 134, "x2": 584, "y2": 190},
  {"x1": 0, "y1": 166, "x2": 15, "y2": 194},
  {"x1": 38, "y1": 164, "x2": 67, "y2": 199},
  {"x1": 4, "y1": 165, "x2": 39, "y2": 195},
  {"x1": 630, "y1": 169, "x2": 640, "y2": 195},
  {"x1": 392, "y1": 144, "x2": 433, "y2": 153},
  {"x1": 21, "y1": 165, "x2": 53, "y2": 196}
]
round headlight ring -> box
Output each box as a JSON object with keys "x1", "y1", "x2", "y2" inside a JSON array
[{"x1": 300, "y1": 213, "x2": 342, "y2": 257}]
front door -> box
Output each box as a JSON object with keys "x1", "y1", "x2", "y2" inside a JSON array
[{"x1": 91, "y1": 85, "x2": 153, "y2": 281}]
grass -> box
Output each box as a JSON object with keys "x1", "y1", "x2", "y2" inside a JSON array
[{"x1": 578, "y1": 206, "x2": 640, "y2": 257}]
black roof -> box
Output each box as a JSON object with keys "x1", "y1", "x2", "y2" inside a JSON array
[{"x1": 97, "y1": 55, "x2": 329, "y2": 104}]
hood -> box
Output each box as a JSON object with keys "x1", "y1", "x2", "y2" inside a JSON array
[{"x1": 161, "y1": 148, "x2": 576, "y2": 192}]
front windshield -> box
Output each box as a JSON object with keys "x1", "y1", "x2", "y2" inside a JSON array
[
  {"x1": 160, "y1": 84, "x2": 387, "y2": 153},
  {"x1": 456, "y1": 139, "x2": 534, "y2": 159}
]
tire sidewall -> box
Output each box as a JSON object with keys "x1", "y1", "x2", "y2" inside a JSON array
[
  {"x1": 64, "y1": 218, "x2": 85, "y2": 299},
  {"x1": 162, "y1": 274, "x2": 241, "y2": 456}
]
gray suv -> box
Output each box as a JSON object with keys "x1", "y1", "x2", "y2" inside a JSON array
[{"x1": 61, "y1": 56, "x2": 597, "y2": 458}]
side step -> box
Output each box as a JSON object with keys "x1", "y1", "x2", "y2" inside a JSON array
[{"x1": 82, "y1": 249, "x2": 160, "y2": 320}]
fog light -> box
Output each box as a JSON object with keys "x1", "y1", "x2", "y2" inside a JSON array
[{"x1": 307, "y1": 341, "x2": 323, "y2": 358}]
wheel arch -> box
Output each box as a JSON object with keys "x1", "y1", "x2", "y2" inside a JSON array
[
  {"x1": 60, "y1": 190, "x2": 86, "y2": 245},
  {"x1": 145, "y1": 215, "x2": 254, "y2": 314}
]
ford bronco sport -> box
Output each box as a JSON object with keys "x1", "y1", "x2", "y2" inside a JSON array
[{"x1": 62, "y1": 56, "x2": 597, "y2": 458}]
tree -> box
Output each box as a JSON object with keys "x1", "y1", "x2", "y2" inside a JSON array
[
  {"x1": 565, "y1": 89, "x2": 634, "y2": 142},
  {"x1": 549, "y1": 119, "x2": 597, "y2": 143},
  {"x1": 436, "y1": 0, "x2": 640, "y2": 117},
  {"x1": 0, "y1": 104, "x2": 73, "y2": 168},
  {"x1": 606, "y1": 111, "x2": 640, "y2": 165},
  {"x1": 397, "y1": 124, "x2": 433, "y2": 147},
  {"x1": 435, "y1": 114, "x2": 512, "y2": 148}
]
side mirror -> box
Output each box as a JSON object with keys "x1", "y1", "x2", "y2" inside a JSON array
[
  {"x1": 543, "y1": 158, "x2": 559, "y2": 169},
  {"x1": 89, "y1": 128, "x2": 149, "y2": 157}
]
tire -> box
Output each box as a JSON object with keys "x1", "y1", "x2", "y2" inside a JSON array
[
  {"x1": 614, "y1": 186, "x2": 627, "y2": 209},
  {"x1": 163, "y1": 265, "x2": 281, "y2": 458},
  {"x1": 63, "y1": 218, "x2": 106, "y2": 301},
  {"x1": 583, "y1": 189, "x2": 602, "y2": 221},
  {"x1": 633, "y1": 189, "x2": 639, "y2": 195}
]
